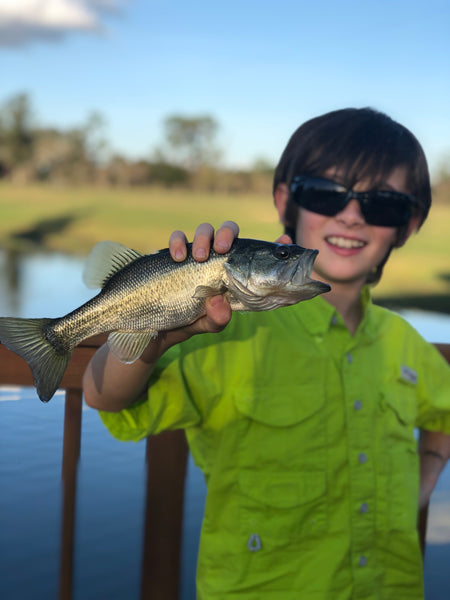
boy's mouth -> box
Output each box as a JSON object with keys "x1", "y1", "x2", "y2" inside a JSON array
[{"x1": 325, "y1": 236, "x2": 366, "y2": 250}]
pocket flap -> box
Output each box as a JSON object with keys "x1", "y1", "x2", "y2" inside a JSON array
[
  {"x1": 239, "y1": 470, "x2": 326, "y2": 508},
  {"x1": 381, "y1": 383, "x2": 417, "y2": 426},
  {"x1": 233, "y1": 384, "x2": 324, "y2": 427}
]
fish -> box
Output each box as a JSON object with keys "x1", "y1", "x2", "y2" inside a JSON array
[{"x1": 0, "y1": 238, "x2": 330, "y2": 402}]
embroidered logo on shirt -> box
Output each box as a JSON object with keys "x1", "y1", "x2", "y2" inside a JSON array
[{"x1": 400, "y1": 365, "x2": 418, "y2": 385}]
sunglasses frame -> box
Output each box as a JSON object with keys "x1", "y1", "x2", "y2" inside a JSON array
[{"x1": 290, "y1": 175, "x2": 418, "y2": 227}]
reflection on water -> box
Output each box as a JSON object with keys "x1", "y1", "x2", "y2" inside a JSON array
[
  {"x1": 0, "y1": 249, "x2": 449, "y2": 599},
  {"x1": 0, "y1": 388, "x2": 149, "y2": 600},
  {"x1": 0, "y1": 250, "x2": 93, "y2": 319}
]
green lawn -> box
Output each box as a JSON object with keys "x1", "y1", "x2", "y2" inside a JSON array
[
  {"x1": 1, "y1": 182, "x2": 449, "y2": 310},
  {"x1": 0, "y1": 183, "x2": 280, "y2": 253}
]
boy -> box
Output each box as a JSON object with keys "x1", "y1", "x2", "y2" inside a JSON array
[{"x1": 84, "y1": 108, "x2": 450, "y2": 599}]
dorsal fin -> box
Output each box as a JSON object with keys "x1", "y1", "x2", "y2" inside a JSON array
[{"x1": 83, "y1": 240, "x2": 143, "y2": 289}]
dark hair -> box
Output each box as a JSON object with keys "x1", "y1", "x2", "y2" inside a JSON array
[{"x1": 273, "y1": 107, "x2": 431, "y2": 284}]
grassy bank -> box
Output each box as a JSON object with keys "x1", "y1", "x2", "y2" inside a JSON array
[
  {"x1": 0, "y1": 183, "x2": 280, "y2": 253},
  {"x1": 1, "y1": 182, "x2": 449, "y2": 312}
]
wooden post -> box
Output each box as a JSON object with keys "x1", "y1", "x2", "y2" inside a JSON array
[
  {"x1": 140, "y1": 430, "x2": 189, "y2": 600},
  {"x1": 59, "y1": 389, "x2": 83, "y2": 600}
]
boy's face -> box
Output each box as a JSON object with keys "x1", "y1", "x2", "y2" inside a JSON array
[{"x1": 276, "y1": 167, "x2": 418, "y2": 288}]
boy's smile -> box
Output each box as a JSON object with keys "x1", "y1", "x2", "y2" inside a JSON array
[{"x1": 325, "y1": 235, "x2": 366, "y2": 252}]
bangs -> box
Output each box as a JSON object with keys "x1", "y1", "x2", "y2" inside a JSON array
[{"x1": 287, "y1": 110, "x2": 417, "y2": 189}]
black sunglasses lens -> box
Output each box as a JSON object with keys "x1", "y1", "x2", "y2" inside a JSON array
[
  {"x1": 361, "y1": 194, "x2": 412, "y2": 227},
  {"x1": 297, "y1": 180, "x2": 346, "y2": 216}
]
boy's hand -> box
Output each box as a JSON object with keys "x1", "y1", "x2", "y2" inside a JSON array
[
  {"x1": 165, "y1": 221, "x2": 240, "y2": 339},
  {"x1": 168, "y1": 221, "x2": 292, "y2": 262},
  {"x1": 169, "y1": 221, "x2": 240, "y2": 262}
]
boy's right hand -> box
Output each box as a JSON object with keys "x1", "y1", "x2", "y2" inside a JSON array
[
  {"x1": 165, "y1": 221, "x2": 293, "y2": 342},
  {"x1": 166, "y1": 221, "x2": 239, "y2": 339},
  {"x1": 169, "y1": 221, "x2": 240, "y2": 262}
]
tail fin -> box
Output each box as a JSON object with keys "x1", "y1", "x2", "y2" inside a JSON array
[{"x1": 0, "y1": 318, "x2": 72, "y2": 402}]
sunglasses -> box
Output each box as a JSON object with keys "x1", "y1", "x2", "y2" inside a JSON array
[{"x1": 290, "y1": 175, "x2": 418, "y2": 227}]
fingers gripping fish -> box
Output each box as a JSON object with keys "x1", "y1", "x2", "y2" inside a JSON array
[{"x1": 0, "y1": 238, "x2": 330, "y2": 402}]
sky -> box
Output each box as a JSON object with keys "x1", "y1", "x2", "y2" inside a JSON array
[{"x1": 0, "y1": 0, "x2": 449, "y2": 177}]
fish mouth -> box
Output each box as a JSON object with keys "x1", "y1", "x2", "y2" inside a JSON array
[
  {"x1": 291, "y1": 249, "x2": 330, "y2": 292},
  {"x1": 290, "y1": 249, "x2": 317, "y2": 282}
]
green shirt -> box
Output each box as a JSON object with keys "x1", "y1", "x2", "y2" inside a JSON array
[{"x1": 100, "y1": 290, "x2": 450, "y2": 599}]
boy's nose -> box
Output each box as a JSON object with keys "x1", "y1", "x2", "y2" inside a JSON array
[{"x1": 335, "y1": 199, "x2": 365, "y2": 226}]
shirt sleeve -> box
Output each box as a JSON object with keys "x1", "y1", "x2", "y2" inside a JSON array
[
  {"x1": 415, "y1": 338, "x2": 450, "y2": 434},
  {"x1": 98, "y1": 343, "x2": 202, "y2": 442}
]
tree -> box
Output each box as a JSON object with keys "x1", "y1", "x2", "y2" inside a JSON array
[
  {"x1": 0, "y1": 92, "x2": 35, "y2": 167},
  {"x1": 82, "y1": 111, "x2": 108, "y2": 165},
  {"x1": 161, "y1": 114, "x2": 221, "y2": 171}
]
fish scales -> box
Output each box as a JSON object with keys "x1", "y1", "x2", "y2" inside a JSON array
[{"x1": 52, "y1": 249, "x2": 227, "y2": 345}]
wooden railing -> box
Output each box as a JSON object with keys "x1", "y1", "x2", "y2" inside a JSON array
[
  {"x1": 0, "y1": 335, "x2": 188, "y2": 600},
  {"x1": 1, "y1": 339, "x2": 449, "y2": 599}
]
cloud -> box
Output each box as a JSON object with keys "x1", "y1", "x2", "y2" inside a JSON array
[{"x1": 0, "y1": 0, "x2": 126, "y2": 47}]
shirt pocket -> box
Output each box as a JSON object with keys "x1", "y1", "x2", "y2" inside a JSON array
[
  {"x1": 238, "y1": 469, "x2": 327, "y2": 542},
  {"x1": 378, "y1": 382, "x2": 419, "y2": 532},
  {"x1": 232, "y1": 383, "x2": 328, "y2": 541}
]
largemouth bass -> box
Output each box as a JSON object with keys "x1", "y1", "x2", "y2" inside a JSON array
[{"x1": 0, "y1": 238, "x2": 330, "y2": 402}]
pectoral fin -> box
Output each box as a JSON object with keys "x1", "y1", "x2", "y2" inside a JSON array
[
  {"x1": 107, "y1": 331, "x2": 157, "y2": 364},
  {"x1": 193, "y1": 283, "x2": 226, "y2": 299}
]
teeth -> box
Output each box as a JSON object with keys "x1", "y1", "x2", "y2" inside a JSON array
[{"x1": 326, "y1": 236, "x2": 365, "y2": 249}]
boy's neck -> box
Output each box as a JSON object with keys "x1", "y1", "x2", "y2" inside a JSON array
[{"x1": 322, "y1": 281, "x2": 365, "y2": 336}]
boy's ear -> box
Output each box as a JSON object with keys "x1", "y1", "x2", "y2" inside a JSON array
[
  {"x1": 396, "y1": 214, "x2": 422, "y2": 247},
  {"x1": 274, "y1": 183, "x2": 289, "y2": 224}
]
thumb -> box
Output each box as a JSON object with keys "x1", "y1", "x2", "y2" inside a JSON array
[
  {"x1": 275, "y1": 233, "x2": 293, "y2": 245},
  {"x1": 203, "y1": 295, "x2": 232, "y2": 332}
]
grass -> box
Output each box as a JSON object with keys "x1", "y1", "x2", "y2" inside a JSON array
[
  {"x1": 0, "y1": 183, "x2": 280, "y2": 253},
  {"x1": 1, "y1": 182, "x2": 449, "y2": 311}
]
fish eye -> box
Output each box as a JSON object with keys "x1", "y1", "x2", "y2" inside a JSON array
[{"x1": 274, "y1": 245, "x2": 290, "y2": 260}]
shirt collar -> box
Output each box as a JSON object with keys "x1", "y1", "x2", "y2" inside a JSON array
[{"x1": 293, "y1": 285, "x2": 377, "y2": 341}]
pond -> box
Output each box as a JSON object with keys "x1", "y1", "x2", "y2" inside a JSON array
[{"x1": 0, "y1": 250, "x2": 449, "y2": 599}]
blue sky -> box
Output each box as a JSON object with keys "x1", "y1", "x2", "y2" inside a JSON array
[{"x1": 1, "y1": 0, "x2": 449, "y2": 177}]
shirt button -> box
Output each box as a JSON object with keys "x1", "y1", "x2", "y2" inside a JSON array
[
  {"x1": 359, "y1": 502, "x2": 369, "y2": 514},
  {"x1": 359, "y1": 555, "x2": 367, "y2": 567},
  {"x1": 247, "y1": 533, "x2": 262, "y2": 552},
  {"x1": 353, "y1": 399, "x2": 362, "y2": 410},
  {"x1": 358, "y1": 452, "x2": 368, "y2": 464}
]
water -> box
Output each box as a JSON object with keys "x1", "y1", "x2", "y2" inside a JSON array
[{"x1": 0, "y1": 250, "x2": 449, "y2": 599}]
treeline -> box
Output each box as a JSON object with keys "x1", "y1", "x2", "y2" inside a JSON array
[{"x1": 0, "y1": 92, "x2": 273, "y2": 192}]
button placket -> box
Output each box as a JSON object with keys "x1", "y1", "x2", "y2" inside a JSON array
[{"x1": 343, "y1": 346, "x2": 374, "y2": 585}]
